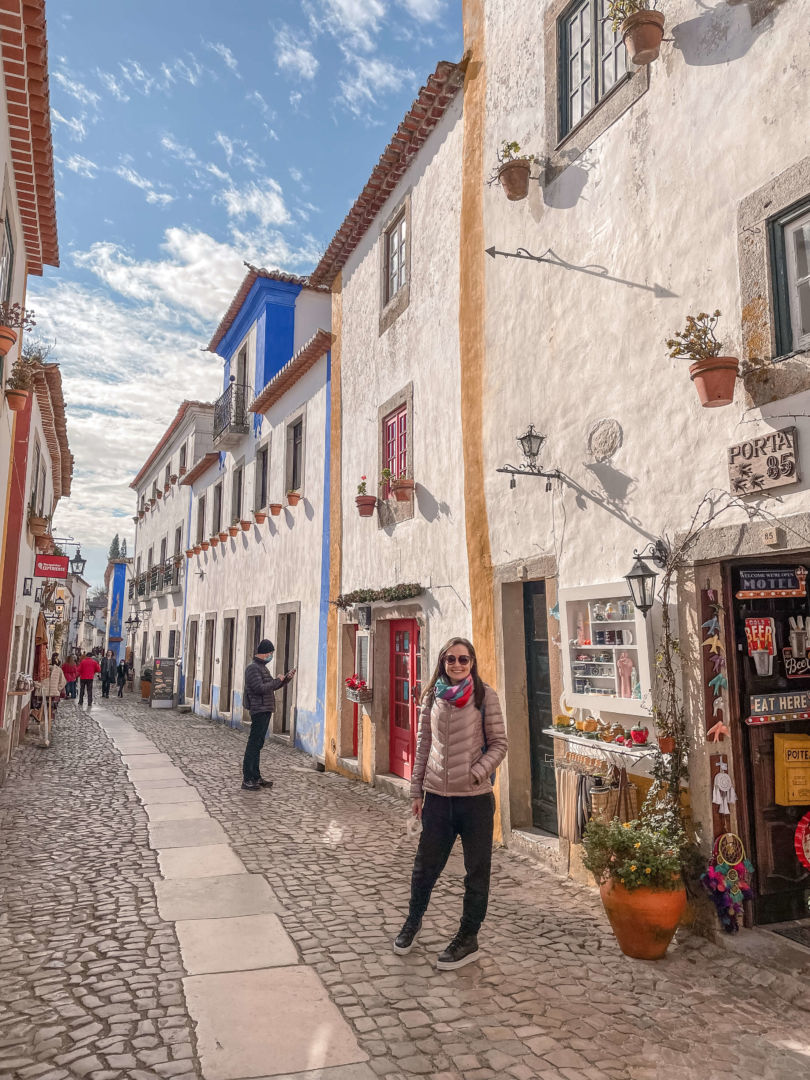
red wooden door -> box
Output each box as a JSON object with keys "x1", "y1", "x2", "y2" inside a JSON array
[{"x1": 389, "y1": 619, "x2": 420, "y2": 779}]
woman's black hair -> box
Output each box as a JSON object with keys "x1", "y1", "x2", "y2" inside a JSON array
[{"x1": 421, "y1": 636, "x2": 485, "y2": 709}]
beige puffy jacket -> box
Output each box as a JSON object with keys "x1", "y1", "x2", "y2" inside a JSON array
[
  {"x1": 45, "y1": 664, "x2": 66, "y2": 697},
  {"x1": 410, "y1": 683, "x2": 508, "y2": 800}
]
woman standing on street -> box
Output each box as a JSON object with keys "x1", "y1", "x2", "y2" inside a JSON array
[
  {"x1": 394, "y1": 637, "x2": 507, "y2": 970},
  {"x1": 46, "y1": 653, "x2": 66, "y2": 721},
  {"x1": 116, "y1": 658, "x2": 127, "y2": 697},
  {"x1": 100, "y1": 650, "x2": 117, "y2": 699}
]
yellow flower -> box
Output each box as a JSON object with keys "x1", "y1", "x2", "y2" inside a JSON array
[
  {"x1": 630, "y1": 864, "x2": 637, "y2": 871},
  {"x1": 645, "y1": 868, "x2": 652, "y2": 874},
  {"x1": 634, "y1": 842, "x2": 641, "y2": 849},
  {"x1": 622, "y1": 822, "x2": 632, "y2": 829}
]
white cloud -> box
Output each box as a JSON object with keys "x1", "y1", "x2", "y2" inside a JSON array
[
  {"x1": 397, "y1": 0, "x2": 444, "y2": 20},
  {"x1": 204, "y1": 40, "x2": 239, "y2": 73},
  {"x1": 160, "y1": 134, "x2": 201, "y2": 168},
  {"x1": 52, "y1": 108, "x2": 87, "y2": 141},
  {"x1": 276, "y1": 26, "x2": 319, "y2": 80},
  {"x1": 289, "y1": 90, "x2": 303, "y2": 110},
  {"x1": 52, "y1": 71, "x2": 101, "y2": 109},
  {"x1": 289, "y1": 167, "x2": 303, "y2": 183},
  {"x1": 96, "y1": 69, "x2": 130, "y2": 102},
  {"x1": 246, "y1": 89, "x2": 274, "y2": 118},
  {"x1": 309, "y1": 0, "x2": 385, "y2": 52},
  {"x1": 110, "y1": 54, "x2": 207, "y2": 97},
  {"x1": 114, "y1": 165, "x2": 175, "y2": 206},
  {"x1": 339, "y1": 56, "x2": 415, "y2": 117},
  {"x1": 64, "y1": 154, "x2": 98, "y2": 178},
  {"x1": 217, "y1": 178, "x2": 291, "y2": 229},
  {"x1": 214, "y1": 132, "x2": 264, "y2": 174}
]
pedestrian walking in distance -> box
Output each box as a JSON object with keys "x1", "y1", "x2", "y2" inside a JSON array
[
  {"x1": 241, "y1": 639, "x2": 295, "y2": 792},
  {"x1": 62, "y1": 655, "x2": 78, "y2": 699},
  {"x1": 116, "y1": 658, "x2": 127, "y2": 697},
  {"x1": 46, "y1": 653, "x2": 66, "y2": 721},
  {"x1": 100, "y1": 650, "x2": 117, "y2": 699},
  {"x1": 77, "y1": 651, "x2": 100, "y2": 709},
  {"x1": 395, "y1": 637, "x2": 507, "y2": 970}
]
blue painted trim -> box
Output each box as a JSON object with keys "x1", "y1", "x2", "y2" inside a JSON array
[
  {"x1": 216, "y1": 278, "x2": 301, "y2": 363},
  {"x1": 179, "y1": 484, "x2": 193, "y2": 701},
  {"x1": 309, "y1": 348, "x2": 331, "y2": 758}
]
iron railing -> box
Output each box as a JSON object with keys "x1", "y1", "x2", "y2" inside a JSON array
[
  {"x1": 213, "y1": 381, "x2": 250, "y2": 443},
  {"x1": 134, "y1": 558, "x2": 183, "y2": 599}
]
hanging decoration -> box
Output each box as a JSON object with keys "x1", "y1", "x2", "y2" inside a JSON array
[
  {"x1": 794, "y1": 811, "x2": 810, "y2": 872},
  {"x1": 712, "y1": 761, "x2": 737, "y2": 816},
  {"x1": 701, "y1": 832, "x2": 755, "y2": 933}
]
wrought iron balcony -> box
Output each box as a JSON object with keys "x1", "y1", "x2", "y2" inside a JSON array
[{"x1": 213, "y1": 380, "x2": 250, "y2": 449}]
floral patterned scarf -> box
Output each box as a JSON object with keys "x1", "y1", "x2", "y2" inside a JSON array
[{"x1": 435, "y1": 675, "x2": 473, "y2": 708}]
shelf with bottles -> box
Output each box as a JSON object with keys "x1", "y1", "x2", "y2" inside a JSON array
[{"x1": 560, "y1": 581, "x2": 653, "y2": 718}]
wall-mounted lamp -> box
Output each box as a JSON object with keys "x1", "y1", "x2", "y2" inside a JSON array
[
  {"x1": 496, "y1": 424, "x2": 561, "y2": 488},
  {"x1": 624, "y1": 540, "x2": 669, "y2": 618}
]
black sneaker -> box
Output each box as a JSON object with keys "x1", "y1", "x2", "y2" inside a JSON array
[
  {"x1": 393, "y1": 919, "x2": 422, "y2": 955},
  {"x1": 258, "y1": 778, "x2": 273, "y2": 789},
  {"x1": 241, "y1": 781, "x2": 260, "y2": 791},
  {"x1": 436, "y1": 933, "x2": 479, "y2": 970}
]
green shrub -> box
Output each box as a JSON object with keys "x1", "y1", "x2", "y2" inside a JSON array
[{"x1": 581, "y1": 816, "x2": 684, "y2": 891}]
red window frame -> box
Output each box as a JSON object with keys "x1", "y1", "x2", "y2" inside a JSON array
[{"x1": 383, "y1": 405, "x2": 407, "y2": 497}]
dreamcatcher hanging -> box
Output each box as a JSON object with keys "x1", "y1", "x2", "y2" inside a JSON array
[{"x1": 701, "y1": 832, "x2": 755, "y2": 933}]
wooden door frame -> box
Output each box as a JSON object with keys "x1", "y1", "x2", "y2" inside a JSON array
[
  {"x1": 388, "y1": 618, "x2": 419, "y2": 779},
  {"x1": 273, "y1": 601, "x2": 300, "y2": 741}
]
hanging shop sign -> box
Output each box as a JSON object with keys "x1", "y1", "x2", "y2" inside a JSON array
[
  {"x1": 795, "y1": 812, "x2": 810, "y2": 872},
  {"x1": 774, "y1": 734, "x2": 810, "y2": 805},
  {"x1": 748, "y1": 690, "x2": 810, "y2": 725},
  {"x1": 33, "y1": 554, "x2": 69, "y2": 579},
  {"x1": 736, "y1": 565, "x2": 807, "y2": 599},
  {"x1": 728, "y1": 426, "x2": 799, "y2": 495}
]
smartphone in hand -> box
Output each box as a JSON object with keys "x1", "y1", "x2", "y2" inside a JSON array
[{"x1": 286, "y1": 668, "x2": 297, "y2": 681}]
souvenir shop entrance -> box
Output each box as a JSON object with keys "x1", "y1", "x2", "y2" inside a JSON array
[{"x1": 729, "y1": 560, "x2": 810, "y2": 925}]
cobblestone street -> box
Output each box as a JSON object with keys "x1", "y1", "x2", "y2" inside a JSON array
[{"x1": 1, "y1": 698, "x2": 809, "y2": 1080}]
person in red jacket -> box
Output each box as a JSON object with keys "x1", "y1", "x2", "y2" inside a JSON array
[
  {"x1": 62, "y1": 657, "x2": 78, "y2": 699},
  {"x1": 77, "y1": 652, "x2": 101, "y2": 709}
]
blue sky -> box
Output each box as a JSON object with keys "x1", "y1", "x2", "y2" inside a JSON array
[{"x1": 33, "y1": 0, "x2": 462, "y2": 586}]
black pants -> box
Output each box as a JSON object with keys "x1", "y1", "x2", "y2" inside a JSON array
[
  {"x1": 243, "y1": 711, "x2": 271, "y2": 783},
  {"x1": 409, "y1": 791, "x2": 495, "y2": 936},
  {"x1": 117, "y1": 680, "x2": 125, "y2": 697},
  {"x1": 101, "y1": 678, "x2": 112, "y2": 698},
  {"x1": 79, "y1": 679, "x2": 93, "y2": 706}
]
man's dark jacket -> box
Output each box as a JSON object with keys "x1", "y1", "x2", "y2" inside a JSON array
[
  {"x1": 243, "y1": 659, "x2": 285, "y2": 717},
  {"x1": 101, "y1": 657, "x2": 117, "y2": 681}
]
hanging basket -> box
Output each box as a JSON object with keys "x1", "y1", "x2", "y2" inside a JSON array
[
  {"x1": 219, "y1": 530, "x2": 229, "y2": 542},
  {"x1": 356, "y1": 495, "x2": 377, "y2": 518},
  {"x1": 0, "y1": 324, "x2": 18, "y2": 356},
  {"x1": 689, "y1": 357, "x2": 738, "y2": 408},
  {"x1": 228, "y1": 525, "x2": 239, "y2": 537},
  {"x1": 4, "y1": 387, "x2": 28, "y2": 411},
  {"x1": 269, "y1": 503, "x2": 283, "y2": 516},
  {"x1": 254, "y1": 511, "x2": 267, "y2": 524},
  {"x1": 240, "y1": 519, "x2": 252, "y2": 531},
  {"x1": 621, "y1": 10, "x2": 665, "y2": 66},
  {"x1": 287, "y1": 491, "x2": 301, "y2": 506},
  {"x1": 346, "y1": 687, "x2": 372, "y2": 704},
  {"x1": 497, "y1": 159, "x2": 532, "y2": 201}
]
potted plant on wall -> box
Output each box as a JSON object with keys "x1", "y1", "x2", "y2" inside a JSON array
[
  {"x1": 253, "y1": 509, "x2": 267, "y2": 524},
  {"x1": 200, "y1": 539, "x2": 210, "y2": 550},
  {"x1": 667, "y1": 310, "x2": 738, "y2": 408},
  {"x1": 4, "y1": 352, "x2": 36, "y2": 411},
  {"x1": 228, "y1": 517, "x2": 239, "y2": 537},
  {"x1": 140, "y1": 665, "x2": 152, "y2": 700},
  {"x1": 0, "y1": 302, "x2": 35, "y2": 359},
  {"x1": 269, "y1": 501, "x2": 283, "y2": 516},
  {"x1": 345, "y1": 673, "x2": 372, "y2": 704},
  {"x1": 286, "y1": 489, "x2": 301, "y2": 507},
  {"x1": 185, "y1": 547, "x2": 195, "y2": 559},
  {"x1": 491, "y1": 140, "x2": 535, "y2": 202},
  {"x1": 28, "y1": 506, "x2": 48, "y2": 537},
  {"x1": 218, "y1": 529, "x2": 228, "y2": 542},
  {"x1": 608, "y1": 1, "x2": 665, "y2": 65},
  {"x1": 240, "y1": 517, "x2": 252, "y2": 531},
  {"x1": 210, "y1": 535, "x2": 219, "y2": 548},
  {"x1": 355, "y1": 475, "x2": 377, "y2": 518}
]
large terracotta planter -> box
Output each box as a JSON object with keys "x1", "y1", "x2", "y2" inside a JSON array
[
  {"x1": 599, "y1": 879, "x2": 686, "y2": 960},
  {"x1": 4, "y1": 387, "x2": 28, "y2": 411},
  {"x1": 689, "y1": 356, "x2": 738, "y2": 408},
  {"x1": 391, "y1": 478, "x2": 415, "y2": 502},
  {"x1": 621, "y1": 10, "x2": 665, "y2": 65},
  {"x1": 269, "y1": 503, "x2": 283, "y2": 516},
  {"x1": 498, "y1": 159, "x2": 532, "y2": 201},
  {"x1": 0, "y1": 324, "x2": 18, "y2": 356},
  {"x1": 356, "y1": 495, "x2": 377, "y2": 518},
  {"x1": 140, "y1": 679, "x2": 151, "y2": 700},
  {"x1": 287, "y1": 491, "x2": 301, "y2": 506}
]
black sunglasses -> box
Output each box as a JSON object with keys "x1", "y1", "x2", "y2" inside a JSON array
[{"x1": 444, "y1": 654, "x2": 471, "y2": 666}]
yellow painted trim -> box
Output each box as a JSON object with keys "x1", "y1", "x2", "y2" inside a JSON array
[
  {"x1": 324, "y1": 271, "x2": 343, "y2": 773},
  {"x1": 460, "y1": 0, "x2": 502, "y2": 840}
]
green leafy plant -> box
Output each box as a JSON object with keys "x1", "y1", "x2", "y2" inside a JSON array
[
  {"x1": 0, "y1": 301, "x2": 36, "y2": 332},
  {"x1": 379, "y1": 467, "x2": 392, "y2": 486},
  {"x1": 334, "y1": 583, "x2": 423, "y2": 610},
  {"x1": 5, "y1": 355, "x2": 37, "y2": 391},
  {"x1": 581, "y1": 816, "x2": 685, "y2": 891},
  {"x1": 356, "y1": 475, "x2": 368, "y2": 496},
  {"x1": 497, "y1": 140, "x2": 534, "y2": 165},
  {"x1": 666, "y1": 310, "x2": 723, "y2": 363},
  {"x1": 606, "y1": 0, "x2": 656, "y2": 33}
]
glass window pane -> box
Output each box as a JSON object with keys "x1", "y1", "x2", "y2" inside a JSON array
[
  {"x1": 798, "y1": 280, "x2": 810, "y2": 338},
  {"x1": 795, "y1": 223, "x2": 810, "y2": 281},
  {"x1": 582, "y1": 75, "x2": 592, "y2": 112}
]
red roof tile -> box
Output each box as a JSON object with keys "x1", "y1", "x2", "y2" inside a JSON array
[
  {"x1": 250, "y1": 329, "x2": 332, "y2": 416},
  {"x1": 32, "y1": 361, "x2": 71, "y2": 502},
  {"x1": 206, "y1": 263, "x2": 328, "y2": 355},
  {"x1": 309, "y1": 59, "x2": 464, "y2": 288},
  {"x1": 130, "y1": 401, "x2": 214, "y2": 490}
]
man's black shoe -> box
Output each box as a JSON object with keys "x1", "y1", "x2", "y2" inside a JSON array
[
  {"x1": 241, "y1": 781, "x2": 260, "y2": 791},
  {"x1": 436, "y1": 933, "x2": 479, "y2": 970},
  {"x1": 258, "y1": 778, "x2": 273, "y2": 789},
  {"x1": 393, "y1": 919, "x2": 422, "y2": 955}
]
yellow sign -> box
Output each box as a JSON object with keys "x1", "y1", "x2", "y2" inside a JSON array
[{"x1": 774, "y1": 733, "x2": 810, "y2": 806}]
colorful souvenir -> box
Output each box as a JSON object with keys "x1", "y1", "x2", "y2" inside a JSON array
[{"x1": 701, "y1": 833, "x2": 754, "y2": 933}]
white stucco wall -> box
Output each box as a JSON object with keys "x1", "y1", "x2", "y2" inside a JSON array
[
  {"x1": 339, "y1": 96, "x2": 473, "y2": 666},
  {"x1": 293, "y1": 290, "x2": 331, "y2": 353}
]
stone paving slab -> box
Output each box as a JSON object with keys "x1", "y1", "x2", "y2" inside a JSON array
[
  {"x1": 140, "y1": 785, "x2": 205, "y2": 805},
  {"x1": 146, "y1": 800, "x2": 211, "y2": 822},
  {"x1": 121, "y1": 751, "x2": 175, "y2": 766},
  {"x1": 127, "y1": 765, "x2": 189, "y2": 781},
  {"x1": 132, "y1": 777, "x2": 197, "y2": 790},
  {"x1": 155, "y1": 872, "x2": 284, "y2": 920},
  {"x1": 149, "y1": 816, "x2": 229, "y2": 849},
  {"x1": 175, "y1": 913, "x2": 299, "y2": 973},
  {"x1": 183, "y1": 967, "x2": 368, "y2": 1080},
  {"x1": 244, "y1": 1065, "x2": 377, "y2": 1080},
  {"x1": 158, "y1": 843, "x2": 247, "y2": 879}
]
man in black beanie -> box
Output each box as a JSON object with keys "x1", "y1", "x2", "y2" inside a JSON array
[{"x1": 241, "y1": 639, "x2": 295, "y2": 791}]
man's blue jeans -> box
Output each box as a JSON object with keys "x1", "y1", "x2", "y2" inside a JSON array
[{"x1": 243, "y1": 711, "x2": 271, "y2": 783}]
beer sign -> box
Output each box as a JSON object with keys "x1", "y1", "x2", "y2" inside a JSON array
[{"x1": 728, "y1": 426, "x2": 798, "y2": 495}]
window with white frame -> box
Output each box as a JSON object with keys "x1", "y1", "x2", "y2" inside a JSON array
[
  {"x1": 231, "y1": 464, "x2": 244, "y2": 522},
  {"x1": 196, "y1": 494, "x2": 206, "y2": 543},
  {"x1": 770, "y1": 201, "x2": 810, "y2": 356},
  {"x1": 0, "y1": 213, "x2": 14, "y2": 304},
  {"x1": 559, "y1": 0, "x2": 626, "y2": 138},
  {"x1": 384, "y1": 212, "x2": 407, "y2": 305},
  {"x1": 255, "y1": 444, "x2": 269, "y2": 510}
]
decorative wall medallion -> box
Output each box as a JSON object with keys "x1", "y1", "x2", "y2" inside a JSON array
[{"x1": 586, "y1": 418, "x2": 623, "y2": 462}]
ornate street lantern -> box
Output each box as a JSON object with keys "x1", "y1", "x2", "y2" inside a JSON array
[
  {"x1": 70, "y1": 547, "x2": 87, "y2": 576},
  {"x1": 517, "y1": 424, "x2": 545, "y2": 467},
  {"x1": 624, "y1": 540, "x2": 669, "y2": 618}
]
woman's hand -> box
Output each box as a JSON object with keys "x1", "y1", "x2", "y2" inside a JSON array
[{"x1": 411, "y1": 798, "x2": 422, "y2": 819}]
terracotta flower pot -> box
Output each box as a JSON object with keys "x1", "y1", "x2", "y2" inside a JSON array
[
  {"x1": 391, "y1": 478, "x2": 415, "y2": 502},
  {"x1": 219, "y1": 531, "x2": 228, "y2": 542},
  {"x1": 356, "y1": 495, "x2": 377, "y2": 518},
  {"x1": 0, "y1": 324, "x2": 18, "y2": 356},
  {"x1": 240, "y1": 519, "x2": 251, "y2": 531},
  {"x1": 287, "y1": 491, "x2": 301, "y2": 506},
  {"x1": 498, "y1": 159, "x2": 532, "y2": 201},
  {"x1": 228, "y1": 525, "x2": 239, "y2": 537},
  {"x1": 658, "y1": 736, "x2": 675, "y2": 754},
  {"x1": 156, "y1": 490, "x2": 163, "y2": 499},
  {"x1": 163, "y1": 482, "x2": 170, "y2": 493},
  {"x1": 621, "y1": 10, "x2": 665, "y2": 66},
  {"x1": 185, "y1": 549, "x2": 194, "y2": 559},
  {"x1": 193, "y1": 544, "x2": 201, "y2": 555},
  {"x1": 28, "y1": 514, "x2": 48, "y2": 537},
  {"x1": 689, "y1": 356, "x2": 738, "y2": 408},
  {"x1": 210, "y1": 536, "x2": 219, "y2": 548},
  {"x1": 200, "y1": 541, "x2": 209, "y2": 551},
  {"x1": 179, "y1": 466, "x2": 187, "y2": 476},
  {"x1": 599, "y1": 879, "x2": 686, "y2": 960},
  {"x1": 4, "y1": 387, "x2": 28, "y2": 411},
  {"x1": 254, "y1": 511, "x2": 267, "y2": 524},
  {"x1": 269, "y1": 503, "x2": 283, "y2": 516}
]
